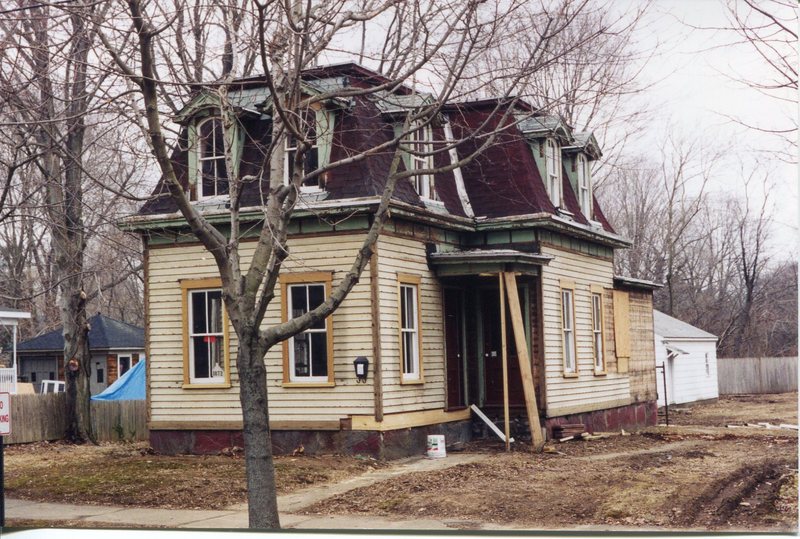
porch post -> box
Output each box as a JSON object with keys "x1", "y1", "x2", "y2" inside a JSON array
[
  {"x1": 498, "y1": 273, "x2": 510, "y2": 451},
  {"x1": 503, "y1": 272, "x2": 545, "y2": 451}
]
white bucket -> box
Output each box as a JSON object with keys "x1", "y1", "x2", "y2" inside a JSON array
[{"x1": 426, "y1": 434, "x2": 447, "y2": 458}]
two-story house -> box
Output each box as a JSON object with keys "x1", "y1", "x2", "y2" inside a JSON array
[{"x1": 122, "y1": 63, "x2": 659, "y2": 457}]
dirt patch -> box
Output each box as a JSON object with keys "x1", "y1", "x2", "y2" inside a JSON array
[
  {"x1": 5, "y1": 441, "x2": 385, "y2": 510},
  {"x1": 302, "y1": 431, "x2": 798, "y2": 531},
  {"x1": 667, "y1": 393, "x2": 797, "y2": 427}
]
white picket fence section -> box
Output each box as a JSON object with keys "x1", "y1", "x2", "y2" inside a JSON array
[{"x1": 0, "y1": 368, "x2": 17, "y2": 394}]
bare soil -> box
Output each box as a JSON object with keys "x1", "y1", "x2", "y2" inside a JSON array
[
  {"x1": 302, "y1": 395, "x2": 798, "y2": 532},
  {"x1": 666, "y1": 392, "x2": 798, "y2": 427},
  {"x1": 5, "y1": 394, "x2": 797, "y2": 532},
  {"x1": 5, "y1": 441, "x2": 385, "y2": 510}
]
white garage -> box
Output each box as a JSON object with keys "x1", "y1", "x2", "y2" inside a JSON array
[{"x1": 654, "y1": 310, "x2": 719, "y2": 407}]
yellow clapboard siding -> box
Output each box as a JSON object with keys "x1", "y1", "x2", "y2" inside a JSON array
[
  {"x1": 538, "y1": 244, "x2": 630, "y2": 414},
  {"x1": 146, "y1": 233, "x2": 378, "y2": 424}
]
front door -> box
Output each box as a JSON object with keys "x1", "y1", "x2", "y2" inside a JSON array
[
  {"x1": 480, "y1": 288, "x2": 525, "y2": 407},
  {"x1": 444, "y1": 288, "x2": 466, "y2": 409}
]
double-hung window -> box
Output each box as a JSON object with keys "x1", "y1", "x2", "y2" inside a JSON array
[
  {"x1": 182, "y1": 280, "x2": 229, "y2": 387},
  {"x1": 577, "y1": 153, "x2": 592, "y2": 217},
  {"x1": 591, "y1": 292, "x2": 605, "y2": 374},
  {"x1": 561, "y1": 286, "x2": 576, "y2": 375},
  {"x1": 405, "y1": 123, "x2": 437, "y2": 200},
  {"x1": 281, "y1": 273, "x2": 334, "y2": 385},
  {"x1": 197, "y1": 117, "x2": 229, "y2": 198},
  {"x1": 545, "y1": 138, "x2": 561, "y2": 208},
  {"x1": 398, "y1": 274, "x2": 423, "y2": 383},
  {"x1": 117, "y1": 354, "x2": 132, "y2": 378},
  {"x1": 285, "y1": 109, "x2": 320, "y2": 190}
]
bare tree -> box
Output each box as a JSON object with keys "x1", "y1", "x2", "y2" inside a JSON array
[
  {"x1": 715, "y1": 0, "x2": 797, "y2": 157},
  {"x1": 0, "y1": 0, "x2": 146, "y2": 440}
]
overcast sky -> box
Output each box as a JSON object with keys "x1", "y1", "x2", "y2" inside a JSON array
[{"x1": 627, "y1": 0, "x2": 797, "y2": 258}]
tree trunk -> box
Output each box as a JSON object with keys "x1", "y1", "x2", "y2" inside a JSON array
[
  {"x1": 236, "y1": 327, "x2": 280, "y2": 528},
  {"x1": 61, "y1": 278, "x2": 94, "y2": 443}
]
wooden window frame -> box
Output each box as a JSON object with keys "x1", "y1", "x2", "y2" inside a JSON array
[
  {"x1": 181, "y1": 278, "x2": 232, "y2": 389},
  {"x1": 560, "y1": 282, "x2": 577, "y2": 377},
  {"x1": 284, "y1": 106, "x2": 324, "y2": 192},
  {"x1": 545, "y1": 137, "x2": 562, "y2": 208},
  {"x1": 577, "y1": 153, "x2": 592, "y2": 217},
  {"x1": 406, "y1": 123, "x2": 438, "y2": 201},
  {"x1": 280, "y1": 272, "x2": 335, "y2": 387},
  {"x1": 398, "y1": 273, "x2": 424, "y2": 384},
  {"x1": 591, "y1": 287, "x2": 606, "y2": 375},
  {"x1": 196, "y1": 117, "x2": 229, "y2": 199}
]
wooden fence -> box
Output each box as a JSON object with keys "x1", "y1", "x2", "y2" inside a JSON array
[
  {"x1": 717, "y1": 356, "x2": 798, "y2": 395},
  {"x1": 6, "y1": 393, "x2": 148, "y2": 444}
]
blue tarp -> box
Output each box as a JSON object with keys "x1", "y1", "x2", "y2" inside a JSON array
[{"x1": 92, "y1": 359, "x2": 146, "y2": 401}]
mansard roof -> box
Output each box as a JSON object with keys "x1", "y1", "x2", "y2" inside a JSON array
[{"x1": 136, "y1": 63, "x2": 618, "y2": 239}]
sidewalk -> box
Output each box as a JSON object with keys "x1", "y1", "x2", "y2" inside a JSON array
[{"x1": 6, "y1": 453, "x2": 499, "y2": 530}]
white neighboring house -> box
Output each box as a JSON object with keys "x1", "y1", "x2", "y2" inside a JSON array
[{"x1": 654, "y1": 310, "x2": 719, "y2": 407}]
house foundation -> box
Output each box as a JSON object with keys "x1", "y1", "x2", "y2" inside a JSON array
[
  {"x1": 150, "y1": 400, "x2": 658, "y2": 457},
  {"x1": 545, "y1": 400, "x2": 658, "y2": 437},
  {"x1": 149, "y1": 419, "x2": 473, "y2": 460}
]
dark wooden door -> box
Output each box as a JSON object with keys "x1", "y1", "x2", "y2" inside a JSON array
[
  {"x1": 444, "y1": 288, "x2": 466, "y2": 409},
  {"x1": 481, "y1": 288, "x2": 525, "y2": 407}
]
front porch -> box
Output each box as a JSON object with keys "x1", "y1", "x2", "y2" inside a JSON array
[{"x1": 430, "y1": 250, "x2": 550, "y2": 447}]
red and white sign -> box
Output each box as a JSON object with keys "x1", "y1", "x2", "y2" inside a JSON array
[{"x1": 0, "y1": 393, "x2": 10, "y2": 436}]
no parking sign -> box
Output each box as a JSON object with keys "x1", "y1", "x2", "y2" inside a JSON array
[{"x1": 0, "y1": 393, "x2": 10, "y2": 436}]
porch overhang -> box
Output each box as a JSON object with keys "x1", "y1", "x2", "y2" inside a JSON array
[{"x1": 428, "y1": 249, "x2": 553, "y2": 277}]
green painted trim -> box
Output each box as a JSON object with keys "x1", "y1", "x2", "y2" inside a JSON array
[
  {"x1": 334, "y1": 215, "x2": 369, "y2": 231},
  {"x1": 486, "y1": 231, "x2": 511, "y2": 245},
  {"x1": 510, "y1": 229, "x2": 535, "y2": 243},
  {"x1": 187, "y1": 122, "x2": 198, "y2": 188},
  {"x1": 316, "y1": 108, "x2": 333, "y2": 167},
  {"x1": 433, "y1": 262, "x2": 540, "y2": 277},
  {"x1": 563, "y1": 153, "x2": 579, "y2": 194},
  {"x1": 530, "y1": 139, "x2": 546, "y2": 181}
]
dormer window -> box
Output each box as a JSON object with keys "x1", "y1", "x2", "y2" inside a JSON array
[
  {"x1": 285, "y1": 111, "x2": 320, "y2": 191},
  {"x1": 576, "y1": 153, "x2": 592, "y2": 217},
  {"x1": 404, "y1": 122, "x2": 437, "y2": 201},
  {"x1": 197, "y1": 117, "x2": 229, "y2": 198},
  {"x1": 545, "y1": 138, "x2": 561, "y2": 207}
]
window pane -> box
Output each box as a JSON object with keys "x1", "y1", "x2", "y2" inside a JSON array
[
  {"x1": 304, "y1": 147, "x2": 319, "y2": 178},
  {"x1": 193, "y1": 337, "x2": 210, "y2": 379},
  {"x1": 191, "y1": 291, "x2": 207, "y2": 334},
  {"x1": 291, "y1": 285, "x2": 308, "y2": 318},
  {"x1": 308, "y1": 285, "x2": 326, "y2": 329},
  {"x1": 119, "y1": 356, "x2": 131, "y2": 376},
  {"x1": 209, "y1": 336, "x2": 223, "y2": 376},
  {"x1": 565, "y1": 335, "x2": 575, "y2": 370},
  {"x1": 401, "y1": 286, "x2": 416, "y2": 330},
  {"x1": 200, "y1": 120, "x2": 216, "y2": 155},
  {"x1": 293, "y1": 333, "x2": 310, "y2": 377},
  {"x1": 208, "y1": 291, "x2": 223, "y2": 333},
  {"x1": 592, "y1": 295, "x2": 601, "y2": 331},
  {"x1": 403, "y1": 331, "x2": 416, "y2": 374},
  {"x1": 561, "y1": 291, "x2": 572, "y2": 330},
  {"x1": 212, "y1": 120, "x2": 225, "y2": 155},
  {"x1": 310, "y1": 332, "x2": 328, "y2": 377},
  {"x1": 201, "y1": 159, "x2": 216, "y2": 196},
  {"x1": 595, "y1": 333, "x2": 604, "y2": 368}
]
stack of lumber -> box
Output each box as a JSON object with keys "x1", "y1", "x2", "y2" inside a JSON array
[{"x1": 552, "y1": 423, "x2": 586, "y2": 441}]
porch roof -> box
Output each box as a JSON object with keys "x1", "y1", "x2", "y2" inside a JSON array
[
  {"x1": 0, "y1": 308, "x2": 31, "y2": 326},
  {"x1": 428, "y1": 249, "x2": 553, "y2": 277}
]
